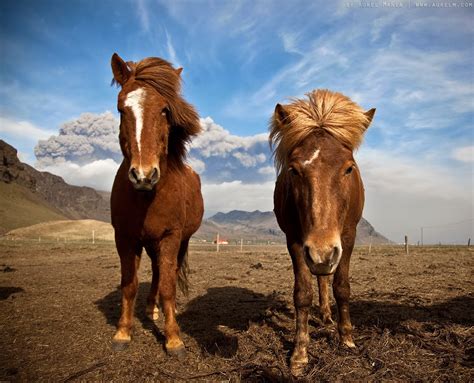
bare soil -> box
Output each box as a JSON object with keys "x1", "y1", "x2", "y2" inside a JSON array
[{"x1": 0, "y1": 242, "x2": 472, "y2": 382}]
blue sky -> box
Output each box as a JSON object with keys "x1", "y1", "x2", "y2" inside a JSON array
[{"x1": 0, "y1": 0, "x2": 473, "y2": 243}]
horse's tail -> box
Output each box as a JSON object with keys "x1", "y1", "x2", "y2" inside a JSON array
[{"x1": 177, "y1": 245, "x2": 190, "y2": 296}]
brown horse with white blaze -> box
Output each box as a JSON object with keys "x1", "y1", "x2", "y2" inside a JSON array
[
  {"x1": 110, "y1": 53, "x2": 203, "y2": 357},
  {"x1": 270, "y1": 89, "x2": 375, "y2": 375}
]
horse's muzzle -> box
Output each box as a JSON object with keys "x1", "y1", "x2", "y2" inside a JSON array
[
  {"x1": 128, "y1": 166, "x2": 160, "y2": 191},
  {"x1": 303, "y1": 243, "x2": 342, "y2": 275}
]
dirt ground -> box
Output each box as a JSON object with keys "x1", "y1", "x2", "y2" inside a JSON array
[{"x1": 0, "y1": 241, "x2": 472, "y2": 382}]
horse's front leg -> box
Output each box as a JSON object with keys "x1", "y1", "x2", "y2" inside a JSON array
[
  {"x1": 157, "y1": 232, "x2": 185, "y2": 357},
  {"x1": 288, "y1": 241, "x2": 313, "y2": 376},
  {"x1": 333, "y1": 238, "x2": 356, "y2": 348},
  {"x1": 113, "y1": 236, "x2": 142, "y2": 350}
]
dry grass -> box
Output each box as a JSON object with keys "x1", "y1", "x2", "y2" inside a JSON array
[
  {"x1": 0, "y1": 243, "x2": 472, "y2": 382},
  {"x1": 4, "y1": 219, "x2": 114, "y2": 241},
  {"x1": 0, "y1": 182, "x2": 66, "y2": 234}
]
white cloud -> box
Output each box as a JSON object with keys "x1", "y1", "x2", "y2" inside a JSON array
[
  {"x1": 35, "y1": 111, "x2": 121, "y2": 165},
  {"x1": 165, "y1": 30, "x2": 181, "y2": 68},
  {"x1": 135, "y1": 0, "x2": 150, "y2": 32},
  {"x1": 0, "y1": 116, "x2": 55, "y2": 142},
  {"x1": 452, "y1": 146, "x2": 474, "y2": 163},
  {"x1": 39, "y1": 159, "x2": 120, "y2": 192},
  {"x1": 192, "y1": 117, "x2": 268, "y2": 157},
  {"x1": 258, "y1": 166, "x2": 275, "y2": 176},
  {"x1": 188, "y1": 117, "x2": 272, "y2": 183},
  {"x1": 279, "y1": 31, "x2": 302, "y2": 55},
  {"x1": 187, "y1": 157, "x2": 206, "y2": 173},
  {"x1": 355, "y1": 148, "x2": 472, "y2": 243},
  {"x1": 232, "y1": 152, "x2": 266, "y2": 167},
  {"x1": 17, "y1": 150, "x2": 33, "y2": 164},
  {"x1": 202, "y1": 180, "x2": 274, "y2": 216}
]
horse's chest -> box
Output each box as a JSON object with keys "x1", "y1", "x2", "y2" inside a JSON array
[
  {"x1": 141, "y1": 200, "x2": 184, "y2": 233},
  {"x1": 112, "y1": 189, "x2": 186, "y2": 239}
]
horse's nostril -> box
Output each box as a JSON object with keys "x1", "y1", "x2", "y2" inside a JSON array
[
  {"x1": 150, "y1": 167, "x2": 159, "y2": 183},
  {"x1": 303, "y1": 245, "x2": 311, "y2": 259},
  {"x1": 129, "y1": 167, "x2": 139, "y2": 183}
]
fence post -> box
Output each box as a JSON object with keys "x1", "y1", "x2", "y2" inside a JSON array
[
  {"x1": 240, "y1": 238, "x2": 243, "y2": 252},
  {"x1": 404, "y1": 235, "x2": 409, "y2": 255},
  {"x1": 92, "y1": 230, "x2": 95, "y2": 244},
  {"x1": 216, "y1": 233, "x2": 219, "y2": 253},
  {"x1": 468, "y1": 238, "x2": 471, "y2": 247}
]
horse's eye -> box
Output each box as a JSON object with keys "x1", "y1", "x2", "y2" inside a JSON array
[
  {"x1": 161, "y1": 107, "x2": 169, "y2": 117},
  {"x1": 345, "y1": 166, "x2": 353, "y2": 175},
  {"x1": 289, "y1": 167, "x2": 299, "y2": 176}
]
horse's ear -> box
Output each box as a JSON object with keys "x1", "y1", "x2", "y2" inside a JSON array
[
  {"x1": 274, "y1": 104, "x2": 289, "y2": 125},
  {"x1": 111, "y1": 53, "x2": 131, "y2": 87},
  {"x1": 363, "y1": 108, "x2": 376, "y2": 129},
  {"x1": 175, "y1": 67, "x2": 183, "y2": 76}
]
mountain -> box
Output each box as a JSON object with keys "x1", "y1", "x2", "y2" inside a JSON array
[
  {"x1": 0, "y1": 140, "x2": 110, "y2": 234},
  {"x1": 194, "y1": 210, "x2": 390, "y2": 244}
]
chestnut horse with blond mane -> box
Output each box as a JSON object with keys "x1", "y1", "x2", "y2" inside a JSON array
[
  {"x1": 110, "y1": 53, "x2": 203, "y2": 357},
  {"x1": 270, "y1": 89, "x2": 375, "y2": 376}
]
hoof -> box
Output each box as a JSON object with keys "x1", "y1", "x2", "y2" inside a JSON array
[
  {"x1": 322, "y1": 316, "x2": 335, "y2": 326},
  {"x1": 112, "y1": 339, "x2": 130, "y2": 352},
  {"x1": 290, "y1": 361, "x2": 307, "y2": 377},
  {"x1": 341, "y1": 336, "x2": 356, "y2": 348},
  {"x1": 166, "y1": 344, "x2": 186, "y2": 359}
]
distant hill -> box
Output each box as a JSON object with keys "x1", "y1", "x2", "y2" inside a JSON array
[
  {"x1": 0, "y1": 140, "x2": 110, "y2": 234},
  {"x1": 194, "y1": 210, "x2": 390, "y2": 244},
  {"x1": 0, "y1": 182, "x2": 67, "y2": 234},
  {"x1": 5, "y1": 219, "x2": 114, "y2": 241}
]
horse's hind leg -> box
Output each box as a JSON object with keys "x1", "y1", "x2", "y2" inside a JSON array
[
  {"x1": 158, "y1": 234, "x2": 185, "y2": 357},
  {"x1": 113, "y1": 236, "x2": 142, "y2": 350},
  {"x1": 317, "y1": 275, "x2": 334, "y2": 325},
  {"x1": 145, "y1": 244, "x2": 160, "y2": 321},
  {"x1": 333, "y1": 240, "x2": 356, "y2": 348}
]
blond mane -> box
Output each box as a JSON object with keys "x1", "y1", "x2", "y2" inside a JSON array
[{"x1": 269, "y1": 89, "x2": 373, "y2": 174}]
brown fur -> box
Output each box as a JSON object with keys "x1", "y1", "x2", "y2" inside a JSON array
[
  {"x1": 271, "y1": 89, "x2": 375, "y2": 376},
  {"x1": 110, "y1": 53, "x2": 203, "y2": 354}
]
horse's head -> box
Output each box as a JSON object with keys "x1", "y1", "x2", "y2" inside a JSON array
[
  {"x1": 271, "y1": 91, "x2": 375, "y2": 275},
  {"x1": 111, "y1": 53, "x2": 194, "y2": 191}
]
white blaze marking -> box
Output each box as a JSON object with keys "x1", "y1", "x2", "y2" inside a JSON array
[
  {"x1": 303, "y1": 149, "x2": 320, "y2": 166},
  {"x1": 124, "y1": 88, "x2": 146, "y2": 154}
]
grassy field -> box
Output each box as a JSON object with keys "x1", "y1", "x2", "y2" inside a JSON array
[
  {"x1": 0, "y1": 182, "x2": 66, "y2": 234},
  {"x1": 0, "y1": 242, "x2": 472, "y2": 381},
  {"x1": 4, "y1": 219, "x2": 115, "y2": 242}
]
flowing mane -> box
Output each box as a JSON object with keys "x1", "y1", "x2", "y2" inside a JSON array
[
  {"x1": 269, "y1": 89, "x2": 372, "y2": 174},
  {"x1": 114, "y1": 57, "x2": 201, "y2": 168}
]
